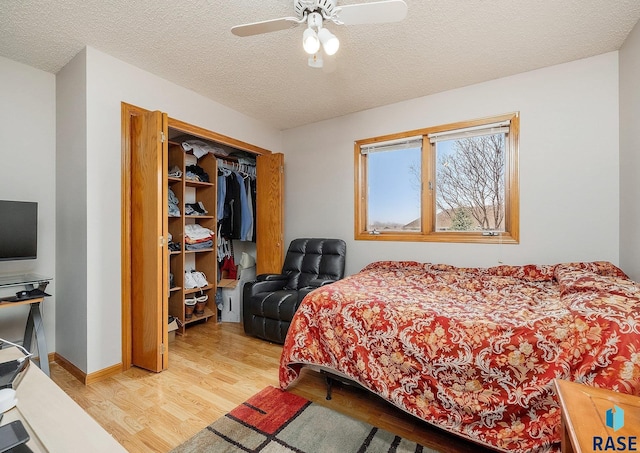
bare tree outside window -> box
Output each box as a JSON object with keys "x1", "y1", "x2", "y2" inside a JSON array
[{"x1": 435, "y1": 134, "x2": 505, "y2": 232}]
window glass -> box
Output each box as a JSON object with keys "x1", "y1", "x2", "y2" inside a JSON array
[
  {"x1": 435, "y1": 134, "x2": 505, "y2": 232},
  {"x1": 367, "y1": 147, "x2": 421, "y2": 232}
]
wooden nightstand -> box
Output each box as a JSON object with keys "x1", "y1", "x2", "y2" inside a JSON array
[{"x1": 554, "y1": 379, "x2": 640, "y2": 453}]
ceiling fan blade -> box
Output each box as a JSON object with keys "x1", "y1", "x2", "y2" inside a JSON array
[
  {"x1": 231, "y1": 17, "x2": 301, "y2": 37},
  {"x1": 335, "y1": 0, "x2": 408, "y2": 25}
]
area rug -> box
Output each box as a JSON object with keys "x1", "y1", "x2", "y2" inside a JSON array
[{"x1": 171, "y1": 386, "x2": 437, "y2": 453}]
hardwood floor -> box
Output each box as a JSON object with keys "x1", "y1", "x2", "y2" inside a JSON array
[{"x1": 50, "y1": 321, "x2": 494, "y2": 453}]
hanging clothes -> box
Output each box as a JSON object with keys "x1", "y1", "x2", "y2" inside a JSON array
[
  {"x1": 219, "y1": 171, "x2": 240, "y2": 239},
  {"x1": 217, "y1": 169, "x2": 228, "y2": 220},
  {"x1": 236, "y1": 172, "x2": 253, "y2": 241},
  {"x1": 217, "y1": 162, "x2": 256, "y2": 242},
  {"x1": 251, "y1": 177, "x2": 257, "y2": 242},
  {"x1": 245, "y1": 176, "x2": 254, "y2": 242}
]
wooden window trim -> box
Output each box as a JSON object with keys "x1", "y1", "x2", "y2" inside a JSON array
[{"x1": 354, "y1": 113, "x2": 520, "y2": 244}]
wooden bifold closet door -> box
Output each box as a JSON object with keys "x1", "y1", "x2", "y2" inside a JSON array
[
  {"x1": 130, "y1": 109, "x2": 169, "y2": 372},
  {"x1": 256, "y1": 152, "x2": 284, "y2": 275}
]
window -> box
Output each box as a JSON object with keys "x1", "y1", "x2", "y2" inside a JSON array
[{"x1": 354, "y1": 113, "x2": 519, "y2": 243}]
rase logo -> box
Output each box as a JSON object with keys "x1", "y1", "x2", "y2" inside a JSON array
[
  {"x1": 607, "y1": 405, "x2": 625, "y2": 431},
  {"x1": 594, "y1": 405, "x2": 637, "y2": 451}
]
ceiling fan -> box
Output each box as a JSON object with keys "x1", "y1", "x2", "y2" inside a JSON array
[{"x1": 231, "y1": 0, "x2": 408, "y2": 69}]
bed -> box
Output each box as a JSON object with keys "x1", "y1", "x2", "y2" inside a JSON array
[{"x1": 279, "y1": 260, "x2": 640, "y2": 453}]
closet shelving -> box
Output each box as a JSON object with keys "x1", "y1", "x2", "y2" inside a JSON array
[
  {"x1": 167, "y1": 141, "x2": 217, "y2": 335},
  {"x1": 168, "y1": 152, "x2": 183, "y2": 299}
]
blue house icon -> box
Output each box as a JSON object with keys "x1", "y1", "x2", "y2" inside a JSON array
[{"x1": 606, "y1": 405, "x2": 625, "y2": 431}]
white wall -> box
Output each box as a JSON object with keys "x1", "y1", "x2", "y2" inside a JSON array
[
  {"x1": 0, "y1": 56, "x2": 56, "y2": 349},
  {"x1": 619, "y1": 20, "x2": 640, "y2": 282},
  {"x1": 283, "y1": 53, "x2": 621, "y2": 276},
  {"x1": 56, "y1": 49, "x2": 88, "y2": 370},
  {"x1": 56, "y1": 46, "x2": 283, "y2": 373}
]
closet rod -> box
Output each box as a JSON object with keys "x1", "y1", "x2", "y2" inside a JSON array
[{"x1": 217, "y1": 158, "x2": 256, "y2": 177}]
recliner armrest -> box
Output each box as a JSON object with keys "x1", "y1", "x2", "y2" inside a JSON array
[
  {"x1": 308, "y1": 279, "x2": 337, "y2": 287},
  {"x1": 244, "y1": 279, "x2": 289, "y2": 297},
  {"x1": 256, "y1": 273, "x2": 289, "y2": 282}
]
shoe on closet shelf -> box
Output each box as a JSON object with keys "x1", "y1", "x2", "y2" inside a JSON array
[
  {"x1": 194, "y1": 294, "x2": 208, "y2": 316},
  {"x1": 184, "y1": 297, "x2": 197, "y2": 319},
  {"x1": 191, "y1": 271, "x2": 209, "y2": 288},
  {"x1": 184, "y1": 271, "x2": 199, "y2": 289}
]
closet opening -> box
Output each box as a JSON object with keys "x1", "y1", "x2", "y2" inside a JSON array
[
  {"x1": 122, "y1": 103, "x2": 284, "y2": 373},
  {"x1": 166, "y1": 127, "x2": 259, "y2": 337}
]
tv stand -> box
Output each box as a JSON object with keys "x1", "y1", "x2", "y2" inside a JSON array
[{"x1": 0, "y1": 274, "x2": 52, "y2": 376}]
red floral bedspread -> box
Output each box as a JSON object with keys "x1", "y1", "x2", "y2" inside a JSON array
[{"x1": 279, "y1": 261, "x2": 640, "y2": 452}]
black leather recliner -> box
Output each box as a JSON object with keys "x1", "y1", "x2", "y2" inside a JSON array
[{"x1": 243, "y1": 238, "x2": 346, "y2": 344}]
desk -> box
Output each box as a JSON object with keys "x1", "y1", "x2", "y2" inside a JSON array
[
  {"x1": 0, "y1": 297, "x2": 49, "y2": 377},
  {"x1": 0, "y1": 274, "x2": 51, "y2": 377},
  {"x1": 0, "y1": 347, "x2": 127, "y2": 452},
  {"x1": 554, "y1": 379, "x2": 640, "y2": 453}
]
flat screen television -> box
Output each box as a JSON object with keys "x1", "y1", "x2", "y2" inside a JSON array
[{"x1": 0, "y1": 201, "x2": 38, "y2": 261}]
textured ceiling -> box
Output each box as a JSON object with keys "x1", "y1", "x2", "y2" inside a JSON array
[{"x1": 1, "y1": 1, "x2": 639, "y2": 130}]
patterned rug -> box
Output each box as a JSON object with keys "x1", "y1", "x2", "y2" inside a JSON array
[{"x1": 171, "y1": 386, "x2": 437, "y2": 453}]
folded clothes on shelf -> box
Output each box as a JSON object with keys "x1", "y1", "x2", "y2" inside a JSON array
[
  {"x1": 184, "y1": 202, "x2": 208, "y2": 216},
  {"x1": 184, "y1": 224, "x2": 214, "y2": 241},
  {"x1": 168, "y1": 188, "x2": 180, "y2": 217},
  {"x1": 185, "y1": 164, "x2": 210, "y2": 182},
  {"x1": 168, "y1": 166, "x2": 182, "y2": 178},
  {"x1": 181, "y1": 139, "x2": 228, "y2": 159},
  {"x1": 185, "y1": 240, "x2": 213, "y2": 251}
]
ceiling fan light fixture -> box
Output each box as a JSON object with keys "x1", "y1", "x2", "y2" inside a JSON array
[
  {"x1": 302, "y1": 27, "x2": 320, "y2": 54},
  {"x1": 318, "y1": 27, "x2": 340, "y2": 56},
  {"x1": 308, "y1": 52, "x2": 323, "y2": 68},
  {"x1": 232, "y1": 0, "x2": 409, "y2": 67}
]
